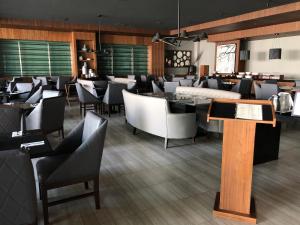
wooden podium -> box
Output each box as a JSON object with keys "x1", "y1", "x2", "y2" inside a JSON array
[{"x1": 208, "y1": 99, "x2": 276, "y2": 224}]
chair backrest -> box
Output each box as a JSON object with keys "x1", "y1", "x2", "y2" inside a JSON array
[
  {"x1": 26, "y1": 86, "x2": 43, "y2": 104},
  {"x1": 14, "y1": 83, "x2": 33, "y2": 93},
  {"x1": 123, "y1": 90, "x2": 168, "y2": 138},
  {"x1": 0, "y1": 107, "x2": 22, "y2": 134},
  {"x1": 260, "y1": 83, "x2": 279, "y2": 99},
  {"x1": 179, "y1": 79, "x2": 193, "y2": 87},
  {"x1": 36, "y1": 76, "x2": 48, "y2": 86},
  {"x1": 152, "y1": 81, "x2": 163, "y2": 93},
  {"x1": 42, "y1": 90, "x2": 61, "y2": 99},
  {"x1": 127, "y1": 75, "x2": 136, "y2": 80},
  {"x1": 193, "y1": 78, "x2": 201, "y2": 87},
  {"x1": 93, "y1": 80, "x2": 108, "y2": 89},
  {"x1": 26, "y1": 96, "x2": 66, "y2": 133},
  {"x1": 32, "y1": 77, "x2": 42, "y2": 87},
  {"x1": 56, "y1": 76, "x2": 71, "y2": 90},
  {"x1": 239, "y1": 79, "x2": 253, "y2": 97},
  {"x1": 75, "y1": 83, "x2": 99, "y2": 104},
  {"x1": 106, "y1": 75, "x2": 115, "y2": 81},
  {"x1": 82, "y1": 111, "x2": 107, "y2": 143},
  {"x1": 103, "y1": 83, "x2": 126, "y2": 105},
  {"x1": 164, "y1": 81, "x2": 179, "y2": 93},
  {"x1": 140, "y1": 75, "x2": 147, "y2": 82},
  {"x1": 186, "y1": 75, "x2": 195, "y2": 80},
  {"x1": 172, "y1": 77, "x2": 184, "y2": 82},
  {"x1": 0, "y1": 150, "x2": 37, "y2": 225},
  {"x1": 207, "y1": 79, "x2": 219, "y2": 89}
]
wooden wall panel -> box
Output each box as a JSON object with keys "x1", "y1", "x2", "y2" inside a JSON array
[
  {"x1": 101, "y1": 34, "x2": 152, "y2": 45},
  {"x1": 151, "y1": 42, "x2": 165, "y2": 76},
  {"x1": 0, "y1": 28, "x2": 71, "y2": 42}
]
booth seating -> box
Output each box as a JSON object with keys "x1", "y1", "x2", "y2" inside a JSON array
[{"x1": 122, "y1": 90, "x2": 197, "y2": 149}]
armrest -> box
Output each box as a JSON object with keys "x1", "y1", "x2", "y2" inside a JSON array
[
  {"x1": 167, "y1": 113, "x2": 197, "y2": 139},
  {"x1": 54, "y1": 120, "x2": 84, "y2": 154}
]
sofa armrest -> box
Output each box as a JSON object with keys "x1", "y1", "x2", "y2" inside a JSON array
[{"x1": 167, "y1": 113, "x2": 197, "y2": 139}]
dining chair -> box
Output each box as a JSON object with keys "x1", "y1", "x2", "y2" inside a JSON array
[
  {"x1": 186, "y1": 75, "x2": 195, "y2": 80},
  {"x1": 76, "y1": 83, "x2": 101, "y2": 116},
  {"x1": 172, "y1": 77, "x2": 185, "y2": 82},
  {"x1": 207, "y1": 79, "x2": 219, "y2": 89},
  {"x1": 42, "y1": 90, "x2": 61, "y2": 99},
  {"x1": 232, "y1": 79, "x2": 252, "y2": 98},
  {"x1": 56, "y1": 76, "x2": 71, "y2": 91},
  {"x1": 36, "y1": 76, "x2": 49, "y2": 86},
  {"x1": 193, "y1": 78, "x2": 201, "y2": 87},
  {"x1": 254, "y1": 83, "x2": 279, "y2": 99},
  {"x1": 0, "y1": 150, "x2": 37, "y2": 225},
  {"x1": 93, "y1": 80, "x2": 108, "y2": 97},
  {"x1": 164, "y1": 81, "x2": 179, "y2": 93},
  {"x1": 152, "y1": 81, "x2": 163, "y2": 93},
  {"x1": 36, "y1": 111, "x2": 107, "y2": 225},
  {"x1": 179, "y1": 79, "x2": 193, "y2": 87},
  {"x1": 26, "y1": 86, "x2": 43, "y2": 104},
  {"x1": 102, "y1": 83, "x2": 126, "y2": 117},
  {"x1": 0, "y1": 107, "x2": 22, "y2": 134},
  {"x1": 25, "y1": 96, "x2": 66, "y2": 137}
]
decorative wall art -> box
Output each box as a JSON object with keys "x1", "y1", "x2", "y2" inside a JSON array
[
  {"x1": 165, "y1": 50, "x2": 192, "y2": 68},
  {"x1": 216, "y1": 44, "x2": 236, "y2": 73}
]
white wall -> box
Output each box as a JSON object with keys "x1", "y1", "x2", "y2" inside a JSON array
[
  {"x1": 193, "y1": 40, "x2": 216, "y2": 75},
  {"x1": 245, "y1": 35, "x2": 300, "y2": 79}
]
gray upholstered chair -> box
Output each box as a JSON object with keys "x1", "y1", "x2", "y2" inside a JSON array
[
  {"x1": 0, "y1": 150, "x2": 37, "y2": 225},
  {"x1": 102, "y1": 83, "x2": 126, "y2": 117},
  {"x1": 36, "y1": 112, "x2": 107, "y2": 225},
  {"x1": 0, "y1": 107, "x2": 22, "y2": 134},
  {"x1": 152, "y1": 81, "x2": 163, "y2": 93},
  {"x1": 164, "y1": 81, "x2": 179, "y2": 93},
  {"x1": 36, "y1": 76, "x2": 48, "y2": 86},
  {"x1": 231, "y1": 79, "x2": 252, "y2": 98},
  {"x1": 12, "y1": 83, "x2": 34, "y2": 101},
  {"x1": 42, "y1": 90, "x2": 61, "y2": 99},
  {"x1": 172, "y1": 77, "x2": 184, "y2": 82},
  {"x1": 207, "y1": 79, "x2": 219, "y2": 89},
  {"x1": 56, "y1": 76, "x2": 71, "y2": 91},
  {"x1": 127, "y1": 81, "x2": 137, "y2": 93},
  {"x1": 25, "y1": 96, "x2": 66, "y2": 137},
  {"x1": 255, "y1": 83, "x2": 278, "y2": 99},
  {"x1": 93, "y1": 80, "x2": 108, "y2": 97},
  {"x1": 76, "y1": 83, "x2": 101, "y2": 116},
  {"x1": 186, "y1": 75, "x2": 195, "y2": 80},
  {"x1": 179, "y1": 79, "x2": 193, "y2": 87},
  {"x1": 193, "y1": 78, "x2": 201, "y2": 87},
  {"x1": 26, "y1": 86, "x2": 43, "y2": 104}
]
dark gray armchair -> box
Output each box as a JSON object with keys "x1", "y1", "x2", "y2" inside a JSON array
[
  {"x1": 102, "y1": 83, "x2": 126, "y2": 117},
  {"x1": 36, "y1": 112, "x2": 108, "y2": 225},
  {"x1": 0, "y1": 107, "x2": 22, "y2": 134},
  {"x1": 0, "y1": 150, "x2": 37, "y2": 225},
  {"x1": 76, "y1": 83, "x2": 101, "y2": 116},
  {"x1": 152, "y1": 80, "x2": 163, "y2": 93},
  {"x1": 56, "y1": 76, "x2": 71, "y2": 91},
  {"x1": 25, "y1": 96, "x2": 66, "y2": 137},
  {"x1": 164, "y1": 81, "x2": 179, "y2": 93}
]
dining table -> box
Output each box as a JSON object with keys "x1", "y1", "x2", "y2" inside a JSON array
[{"x1": 0, "y1": 129, "x2": 54, "y2": 159}]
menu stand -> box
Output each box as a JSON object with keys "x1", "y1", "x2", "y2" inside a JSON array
[{"x1": 208, "y1": 99, "x2": 276, "y2": 224}]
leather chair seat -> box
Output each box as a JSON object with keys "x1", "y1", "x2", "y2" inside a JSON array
[{"x1": 36, "y1": 154, "x2": 70, "y2": 184}]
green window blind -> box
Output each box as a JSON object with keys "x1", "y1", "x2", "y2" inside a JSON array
[
  {"x1": 0, "y1": 40, "x2": 71, "y2": 76},
  {"x1": 99, "y1": 44, "x2": 148, "y2": 76}
]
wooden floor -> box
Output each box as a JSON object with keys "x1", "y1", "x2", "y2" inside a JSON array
[{"x1": 33, "y1": 104, "x2": 300, "y2": 225}]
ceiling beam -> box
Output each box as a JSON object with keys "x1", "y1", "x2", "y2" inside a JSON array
[
  {"x1": 0, "y1": 18, "x2": 166, "y2": 36},
  {"x1": 169, "y1": 1, "x2": 300, "y2": 35},
  {"x1": 208, "y1": 20, "x2": 300, "y2": 42}
]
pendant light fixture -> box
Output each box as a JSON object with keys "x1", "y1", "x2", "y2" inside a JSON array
[
  {"x1": 152, "y1": 0, "x2": 208, "y2": 47},
  {"x1": 97, "y1": 14, "x2": 111, "y2": 56}
]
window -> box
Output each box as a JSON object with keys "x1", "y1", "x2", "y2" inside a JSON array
[
  {"x1": 216, "y1": 43, "x2": 236, "y2": 73},
  {"x1": 0, "y1": 40, "x2": 72, "y2": 76},
  {"x1": 99, "y1": 44, "x2": 148, "y2": 76}
]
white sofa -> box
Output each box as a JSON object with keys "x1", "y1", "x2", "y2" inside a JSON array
[
  {"x1": 176, "y1": 87, "x2": 241, "y2": 133},
  {"x1": 122, "y1": 90, "x2": 197, "y2": 149}
]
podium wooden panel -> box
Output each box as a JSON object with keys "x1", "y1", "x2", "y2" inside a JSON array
[{"x1": 208, "y1": 99, "x2": 276, "y2": 224}]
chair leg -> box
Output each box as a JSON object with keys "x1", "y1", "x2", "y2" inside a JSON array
[
  {"x1": 94, "y1": 177, "x2": 100, "y2": 209},
  {"x1": 61, "y1": 127, "x2": 64, "y2": 139},
  {"x1": 133, "y1": 127, "x2": 137, "y2": 135},
  {"x1": 84, "y1": 182, "x2": 89, "y2": 190},
  {"x1": 193, "y1": 136, "x2": 196, "y2": 143},
  {"x1": 80, "y1": 103, "x2": 82, "y2": 116},
  {"x1": 41, "y1": 186, "x2": 49, "y2": 225},
  {"x1": 108, "y1": 105, "x2": 111, "y2": 117},
  {"x1": 164, "y1": 138, "x2": 168, "y2": 149}
]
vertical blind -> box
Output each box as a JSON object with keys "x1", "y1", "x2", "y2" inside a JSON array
[
  {"x1": 99, "y1": 44, "x2": 148, "y2": 76},
  {"x1": 0, "y1": 40, "x2": 72, "y2": 76}
]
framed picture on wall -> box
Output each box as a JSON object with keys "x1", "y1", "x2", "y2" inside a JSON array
[
  {"x1": 165, "y1": 50, "x2": 192, "y2": 68},
  {"x1": 215, "y1": 43, "x2": 237, "y2": 73}
]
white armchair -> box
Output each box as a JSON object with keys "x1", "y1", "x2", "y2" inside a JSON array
[{"x1": 122, "y1": 90, "x2": 197, "y2": 149}]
